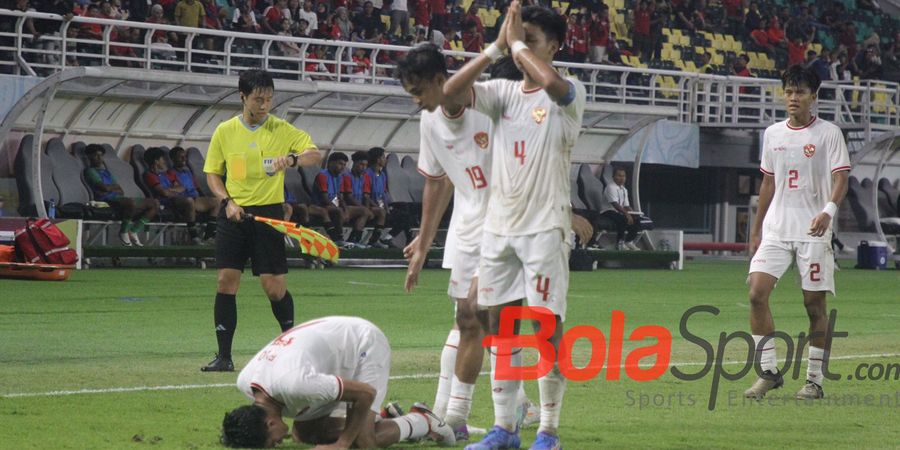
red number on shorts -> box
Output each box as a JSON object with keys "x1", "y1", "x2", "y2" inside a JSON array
[
  {"x1": 810, "y1": 263, "x2": 821, "y2": 281},
  {"x1": 536, "y1": 276, "x2": 550, "y2": 301},
  {"x1": 465, "y1": 166, "x2": 488, "y2": 189},
  {"x1": 788, "y1": 169, "x2": 799, "y2": 189},
  {"x1": 514, "y1": 140, "x2": 526, "y2": 165}
]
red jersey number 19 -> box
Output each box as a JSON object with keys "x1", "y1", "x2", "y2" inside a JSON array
[{"x1": 466, "y1": 166, "x2": 488, "y2": 189}]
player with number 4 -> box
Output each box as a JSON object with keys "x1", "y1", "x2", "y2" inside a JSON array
[
  {"x1": 744, "y1": 65, "x2": 850, "y2": 401},
  {"x1": 441, "y1": 2, "x2": 586, "y2": 450}
]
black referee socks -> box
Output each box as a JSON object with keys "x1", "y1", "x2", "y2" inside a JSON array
[
  {"x1": 270, "y1": 291, "x2": 295, "y2": 332},
  {"x1": 214, "y1": 293, "x2": 237, "y2": 359}
]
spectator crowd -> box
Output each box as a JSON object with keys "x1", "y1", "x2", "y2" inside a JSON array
[{"x1": 1, "y1": 0, "x2": 897, "y2": 82}]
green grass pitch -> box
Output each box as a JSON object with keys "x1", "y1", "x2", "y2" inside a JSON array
[{"x1": 1, "y1": 261, "x2": 898, "y2": 449}]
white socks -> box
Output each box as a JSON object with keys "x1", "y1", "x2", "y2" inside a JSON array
[
  {"x1": 393, "y1": 412, "x2": 431, "y2": 441},
  {"x1": 444, "y1": 375, "x2": 475, "y2": 428},
  {"x1": 490, "y1": 349, "x2": 522, "y2": 431},
  {"x1": 538, "y1": 364, "x2": 566, "y2": 434},
  {"x1": 752, "y1": 334, "x2": 778, "y2": 373},
  {"x1": 807, "y1": 346, "x2": 825, "y2": 385},
  {"x1": 433, "y1": 329, "x2": 460, "y2": 418}
]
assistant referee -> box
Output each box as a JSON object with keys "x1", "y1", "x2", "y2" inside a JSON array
[{"x1": 201, "y1": 69, "x2": 322, "y2": 372}]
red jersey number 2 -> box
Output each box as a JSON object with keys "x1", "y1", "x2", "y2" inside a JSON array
[
  {"x1": 514, "y1": 141, "x2": 526, "y2": 165},
  {"x1": 788, "y1": 169, "x2": 799, "y2": 189}
]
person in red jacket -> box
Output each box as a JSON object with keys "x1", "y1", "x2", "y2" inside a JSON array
[{"x1": 588, "y1": 6, "x2": 609, "y2": 63}]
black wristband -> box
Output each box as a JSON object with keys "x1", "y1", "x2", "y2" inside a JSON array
[
  {"x1": 288, "y1": 153, "x2": 299, "y2": 167},
  {"x1": 222, "y1": 197, "x2": 232, "y2": 207}
]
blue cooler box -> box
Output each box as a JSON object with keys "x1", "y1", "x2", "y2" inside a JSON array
[{"x1": 856, "y1": 241, "x2": 888, "y2": 270}]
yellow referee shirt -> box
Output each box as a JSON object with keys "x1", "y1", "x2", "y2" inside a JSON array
[{"x1": 204, "y1": 115, "x2": 316, "y2": 206}]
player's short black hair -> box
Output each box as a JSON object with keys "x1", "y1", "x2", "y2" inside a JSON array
[
  {"x1": 522, "y1": 5, "x2": 567, "y2": 47},
  {"x1": 489, "y1": 56, "x2": 524, "y2": 81},
  {"x1": 395, "y1": 43, "x2": 447, "y2": 86},
  {"x1": 367, "y1": 146, "x2": 385, "y2": 166},
  {"x1": 143, "y1": 147, "x2": 165, "y2": 166},
  {"x1": 328, "y1": 152, "x2": 349, "y2": 163},
  {"x1": 239, "y1": 69, "x2": 275, "y2": 96},
  {"x1": 351, "y1": 150, "x2": 369, "y2": 163},
  {"x1": 221, "y1": 405, "x2": 268, "y2": 448},
  {"x1": 612, "y1": 166, "x2": 627, "y2": 176},
  {"x1": 169, "y1": 146, "x2": 186, "y2": 159},
  {"x1": 85, "y1": 143, "x2": 105, "y2": 156},
  {"x1": 781, "y1": 65, "x2": 821, "y2": 93}
]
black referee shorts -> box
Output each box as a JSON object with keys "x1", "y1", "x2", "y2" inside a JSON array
[{"x1": 215, "y1": 203, "x2": 287, "y2": 276}]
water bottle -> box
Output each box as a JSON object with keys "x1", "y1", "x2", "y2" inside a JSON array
[{"x1": 48, "y1": 199, "x2": 57, "y2": 219}]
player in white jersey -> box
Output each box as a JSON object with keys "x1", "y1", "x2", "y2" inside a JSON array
[
  {"x1": 744, "y1": 66, "x2": 850, "y2": 402},
  {"x1": 399, "y1": 45, "x2": 534, "y2": 442},
  {"x1": 221, "y1": 316, "x2": 455, "y2": 448},
  {"x1": 443, "y1": 3, "x2": 586, "y2": 450}
]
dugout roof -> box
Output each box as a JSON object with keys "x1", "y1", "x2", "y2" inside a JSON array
[{"x1": 0, "y1": 67, "x2": 678, "y2": 217}]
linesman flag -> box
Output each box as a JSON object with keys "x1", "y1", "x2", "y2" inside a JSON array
[{"x1": 244, "y1": 214, "x2": 340, "y2": 263}]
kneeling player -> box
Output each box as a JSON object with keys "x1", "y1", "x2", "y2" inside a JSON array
[{"x1": 221, "y1": 316, "x2": 456, "y2": 448}]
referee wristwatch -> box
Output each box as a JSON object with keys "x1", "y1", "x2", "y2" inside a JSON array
[
  {"x1": 288, "y1": 153, "x2": 299, "y2": 167},
  {"x1": 221, "y1": 197, "x2": 233, "y2": 207}
]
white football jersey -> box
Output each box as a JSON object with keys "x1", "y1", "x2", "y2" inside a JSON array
[
  {"x1": 418, "y1": 106, "x2": 493, "y2": 253},
  {"x1": 759, "y1": 117, "x2": 851, "y2": 242},
  {"x1": 236, "y1": 316, "x2": 381, "y2": 421},
  {"x1": 471, "y1": 78, "x2": 587, "y2": 239},
  {"x1": 601, "y1": 183, "x2": 630, "y2": 213}
]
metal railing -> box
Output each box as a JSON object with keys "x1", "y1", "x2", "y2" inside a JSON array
[{"x1": 2, "y1": 9, "x2": 898, "y2": 132}]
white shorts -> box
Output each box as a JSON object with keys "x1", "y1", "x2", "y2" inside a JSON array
[
  {"x1": 478, "y1": 230, "x2": 569, "y2": 321},
  {"x1": 749, "y1": 240, "x2": 835, "y2": 294},
  {"x1": 351, "y1": 326, "x2": 391, "y2": 413},
  {"x1": 448, "y1": 245, "x2": 480, "y2": 299},
  {"x1": 589, "y1": 45, "x2": 607, "y2": 63}
]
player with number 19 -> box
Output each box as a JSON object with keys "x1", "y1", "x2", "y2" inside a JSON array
[
  {"x1": 442, "y1": 3, "x2": 586, "y2": 449},
  {"x1": 744, "y1": 65, "x2": 850, "y2": 401}
]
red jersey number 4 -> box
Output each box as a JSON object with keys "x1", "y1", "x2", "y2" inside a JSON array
[{"x1": 514, "y1": 141, "x2": 525, "y2": 165}]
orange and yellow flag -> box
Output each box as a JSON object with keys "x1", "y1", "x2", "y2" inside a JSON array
[{"x1": 250, "y1": 216, "x2": 340, "y2": 263}]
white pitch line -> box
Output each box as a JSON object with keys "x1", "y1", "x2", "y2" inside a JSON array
[{"x1": 4, "y1": 353, "x2": 897, "y2": 399}]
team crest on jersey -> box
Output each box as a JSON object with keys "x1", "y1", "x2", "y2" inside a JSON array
[
  {"x1": 803, "y1": 144, "x2": 816, "y2": 158},
  {"x1": 474, "y1": 131, "x2": 489, "y2": 149},
  {"x1": 532, "y1": 107, "x2": 547, "y2": 124}
]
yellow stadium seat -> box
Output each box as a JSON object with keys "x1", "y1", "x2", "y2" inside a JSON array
[
  {"x1": 662, "y1": 27, "x2": 672, "y2": 36},
  {"x1": 560, "y1": 2, "x2": 569, "y2": 12},
  {"x1": 381, "y1": 15, "x2": 390, "y2": 29},
  {"x1": 671, "y1": 50, "x2": 681, "y2": 60},
  {"x1": 478, "y1": 8, "x2": 500, "y2": 28},
  {"x1": 712, "y1": 53, "x2": 724, "y2": 65},
  {"x1": 461, "y1": 0, "x2": 474, "y2": 10},
  {"x1": 680, "y1": 35, "x2": 691, "y2": 46},
  {"x1": 684, "y1": 61, "x2": 697, "y2": 72},
  {"x1": 695, "y1": 46, "x2": 706, "y2": 54},
  {"x1": 614, "y1": 0, "x2": 625, "y2": 9},
  {"x1": 552, "y1": 0, "x2": 560, "y2": 8}
]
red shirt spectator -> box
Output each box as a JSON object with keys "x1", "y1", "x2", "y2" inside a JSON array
[
  {"x1": 415, "y1": 0, "x2": 431, "y2": 28},
  {"x1": 567, "y1": 21, "x2": 588, "y2": 54},
  {"x1": 634, "y1": 7, "x2": 650, "y2": 36},
  {"x1": 751, "y1": 28, "x2": 770, "y2": 47},
  {"x1": 462, "y1": 27, "x2": 483, "y2": 52},
  {"x1": 767, "y1": 18, "x2": 785, "y2": 45},
  {"x1": 722, "y1": 0, "x2": 742, "y2": 19},
  {"x1": 590, "y1": 13, "x2": 609, "y2": 48},
  {"x1": 787, "y1": 39, "x2": 808, "y2": 66}
]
